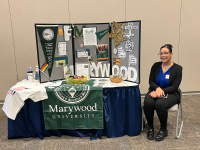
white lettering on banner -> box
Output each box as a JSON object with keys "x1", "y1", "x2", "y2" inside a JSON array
[
  {"x1": 90, "y1": 62, "x2": 110, "y2": 77},
  {"x1": 51, "y1": 114, "x2": 95, "y2": 119},
  {"x1": 64, "y1": 107, "x2": 67, "y2": 112},
  {"x1": 49, "y1": 105, "x2": 58, "y2": 112},
  {"x1": 68, "y1": 106, "x2": 73, "y2": 114},
  {"x1": 87, "y1": 105, "x2": 91, "y2": 111},
  {"x1": 45, "y1": 43, "x2": 53, "y2": 47},
  {"x1": 59, "y1": 107, "x2": 63, "y2": 112},
  {"x1": 48, "y1": 103, "x2": 97, "y2": 114},
  {"x1": 112, "y1": 65, "x2": 137, "y2": 81},
  {"x1": 82, "y1": 106, "x2": 86, "y2": 111}
]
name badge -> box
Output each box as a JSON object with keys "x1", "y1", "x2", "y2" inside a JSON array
[{"x1": 165, "y1": 74, "x2": 170, "y2": 79}]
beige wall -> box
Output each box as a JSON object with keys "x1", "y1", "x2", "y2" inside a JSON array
[
  {"x1": 127, "y1": 0, "x2": 181, "y2": 93},
  {"x1": 9, "y1": 0, "x2": 70, "y2": 83},
  {"x1": 0, "y1": 0, "x2": 17, "y2": 99},
  {"x1": 179, "y1": 0, "x2": 200, "y2": 91},
  {"x1": 0, "y1": 0, "x2": 200, "y2": 100}
]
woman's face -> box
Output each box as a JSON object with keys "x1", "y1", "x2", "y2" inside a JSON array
[{"x1": 159, "y1": 47, "x2": 173, "y2": 63}]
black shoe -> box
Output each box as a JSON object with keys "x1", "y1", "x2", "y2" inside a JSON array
[
  {"x1": 155, "y1": 129, "x2": 168, "y2": 141},
  {"x1": 147, "y1": 128, "x2": 154, "y2": 140}
]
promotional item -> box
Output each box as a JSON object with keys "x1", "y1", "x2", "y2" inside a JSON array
[{"x1": 27, "y1": 71, "x2": 33, "y2": 82}]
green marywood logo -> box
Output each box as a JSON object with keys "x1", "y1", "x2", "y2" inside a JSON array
[
  {"x1": 54, "y1": 84, "x2": 90, "y2": 104},
  {"x1": 74, "y1": 25, "x2": 87, "y2": 38}
]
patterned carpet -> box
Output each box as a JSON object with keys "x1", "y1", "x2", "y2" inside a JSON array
[{"x1": 0, "y1": 95, "x2": 200, "y2": 150}]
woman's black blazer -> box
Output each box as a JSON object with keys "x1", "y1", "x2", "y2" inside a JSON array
[{"x1": 148, "y1": 61, "x2": 182, "y2": 103}]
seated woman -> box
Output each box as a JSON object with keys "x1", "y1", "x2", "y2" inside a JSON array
[{"x1": 144, "y1": 44, "x2": 182, "y2": 141}]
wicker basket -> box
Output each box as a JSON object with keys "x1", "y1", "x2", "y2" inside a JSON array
[{"x1": 110, "y1": 70, "x2": 122, "y2": 83}]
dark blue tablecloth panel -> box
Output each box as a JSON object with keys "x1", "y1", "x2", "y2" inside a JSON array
[
  {"x1": 8, "y1": 86, "x2": 142, "y2": 139},
  {"x1": 8, "y1": 99, "x2": 98, "y2": 140},
  {"x1": 103, "y1": 86, "x2": 141, "y2": 137}
]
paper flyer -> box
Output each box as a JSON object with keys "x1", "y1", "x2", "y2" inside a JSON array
[
  {"x1": 83, "y1": 27, "x2": 97, "y2": 46},
  {"x1": 129, "y1": 54, "x2": 137, "y2": 65},
  {"x1": 76, "y1": 49, "x2": 90, "y2": 58},
  {"x1": 58, "y1": 42, "x2": 67, "y2": 56},
  {"x1": 118, "y1": 47, "x2": 126, "y2": 59},
  {"x1": 63, "y1": 25, "x2": 71, "y2": 41},
  {"x1": 76, "y1": 63, "x2": 90, "y2": 80},
  {"x1": 96, "y1": 44, "x2": 109, "y2": 61},
  {"x1": 113, "y1": 58, "x2": 121, "y2": 65}
]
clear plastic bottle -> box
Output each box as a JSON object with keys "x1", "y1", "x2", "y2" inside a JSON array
[{"x1": 35, "y1": 65, "x2": 39, "y2": 80}]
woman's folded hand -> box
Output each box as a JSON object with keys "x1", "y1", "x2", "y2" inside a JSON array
[
  {"x1": 149, "y1": 91, "x2": 157, "y2": 98},
  {"x1": 156, "y1": 87, "x2": 165, "y2": 98}
]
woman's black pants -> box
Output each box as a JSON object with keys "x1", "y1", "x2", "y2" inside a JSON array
[{"x1": 143, "y1": 91, "x2": 178, "y2": 129}]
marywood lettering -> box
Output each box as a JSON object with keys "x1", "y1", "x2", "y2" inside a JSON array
[{"x1": 49, "y1": 103, "x2": 97, "y2": 114}]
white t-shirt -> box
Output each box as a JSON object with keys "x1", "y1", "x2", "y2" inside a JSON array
[{"x1": 2, "y1": 80, "x2": 48, "y2": 120}]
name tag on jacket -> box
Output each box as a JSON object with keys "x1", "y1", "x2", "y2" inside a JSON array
[{"x1": 165, "y1": 74, "x2": 170, "y2": 79}]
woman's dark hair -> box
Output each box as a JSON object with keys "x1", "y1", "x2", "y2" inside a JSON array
[{"x1": 160, "y1": 44, "x2": 173, "y2": 53}]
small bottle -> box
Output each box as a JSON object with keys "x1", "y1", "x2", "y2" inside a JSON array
[
  {"x1": 35, "y1": 65, "x2": 39, "y2": 80},
  {"x1": 27, "y1": 67, "x2": 32, "y2": 80}
]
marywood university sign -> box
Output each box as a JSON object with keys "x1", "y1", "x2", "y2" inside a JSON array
[
  {"x1": 49, "y1": 103, "x2": 97, "y2": 119},
  {"x1": 46, "y1": 84, "x2": 99, "y2": 120}
]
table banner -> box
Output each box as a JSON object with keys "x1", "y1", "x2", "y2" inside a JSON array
[{"x1": 42, "y1": 80, "x2": 103, "y2": 129}]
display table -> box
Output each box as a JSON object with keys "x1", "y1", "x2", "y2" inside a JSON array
[{"x1": 7, "y1": 79, "x2": 142, "y2": 140}]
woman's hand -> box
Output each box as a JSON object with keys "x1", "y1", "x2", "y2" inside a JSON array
[
  {"x1": 156, "y1": 87, "x2": 165, "y2": 98},
  {"x1": 149, "y1": 91, "x2": 157, "y2": 98}
]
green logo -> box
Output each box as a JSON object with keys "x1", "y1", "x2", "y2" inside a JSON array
[
  {"x1": 74, "y1": 25, "x2": 87, "y2": 38},
  {"x1": 54, "y1": 84, "x2": 90, "y2": 104}
]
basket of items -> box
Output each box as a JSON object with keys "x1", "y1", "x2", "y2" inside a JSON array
[{"x1": 110, "y1": 70, "x2": 123, "y2": 83}]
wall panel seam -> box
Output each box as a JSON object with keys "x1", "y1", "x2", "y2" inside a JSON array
[
  {"x1": 177, "y1": 0, "x2": 183, "y2": 64},
  {"x1": 7, "y1": 0, "x2": 18, "y2": 82}
]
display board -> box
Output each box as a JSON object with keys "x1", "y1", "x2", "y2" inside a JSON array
[
  {"x1": 35, "y1": 21, "x2": 141, "y2": 83},
  {"x1": 35, "y1": 24, "x2": 74, "y2": 83},
  {"x1": 111, "y1": 21, "x2": 141, "y2": 83},
  {"x1": 73, "y1": 23, "x2": 111, "y2": 78}
]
